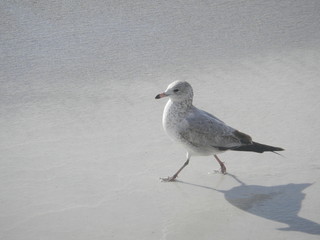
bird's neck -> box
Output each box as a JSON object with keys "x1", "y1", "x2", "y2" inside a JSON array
[{"x1": 166, "y1": 99, "x2": 193, "y2": 116}]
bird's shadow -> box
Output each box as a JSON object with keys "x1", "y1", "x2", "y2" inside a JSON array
[{"x1": 176, "y1": 174, "x2": 320, "y2": 235}]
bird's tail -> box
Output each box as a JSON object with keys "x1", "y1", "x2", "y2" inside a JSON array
[{"x1": 231, "y1": 142, "x2": 284, "y2": 153}]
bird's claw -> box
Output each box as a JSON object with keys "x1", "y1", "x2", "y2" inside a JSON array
[
  {"x1": 160, "y1": 176, "x2": 177, "y2": 182},
  {"x1": 213, "y1": 169, "x2": 227, "y2": 175}
]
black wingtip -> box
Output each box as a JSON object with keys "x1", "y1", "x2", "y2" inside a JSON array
[
  {"x1": 272, "y1": 147, "x2": 285, "y2": 152},
  {"x1": 228, "y1": 142, "x2": 284, "y2": 153}
]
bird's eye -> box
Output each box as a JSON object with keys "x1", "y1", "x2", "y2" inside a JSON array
[{"x1": 173, "y1": 89, "x2": 179, "y2": 93}]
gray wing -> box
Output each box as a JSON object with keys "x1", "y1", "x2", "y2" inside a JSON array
[{"x1": 178, "y1": 109, "x2": 252, "y2": 149}]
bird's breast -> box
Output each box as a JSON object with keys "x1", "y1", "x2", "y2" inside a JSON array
[{"x1": 162, "y1": 100, "x2": 188, "y2": 140}]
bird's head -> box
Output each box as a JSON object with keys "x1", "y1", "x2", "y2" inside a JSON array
[{"x1": 155, "y1": 81, "x2": 194, "y2": 102}]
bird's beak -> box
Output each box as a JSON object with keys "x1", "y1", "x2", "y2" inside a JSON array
[{"x1": 155, "y1": 92, "x2": 168, "y2": 99}]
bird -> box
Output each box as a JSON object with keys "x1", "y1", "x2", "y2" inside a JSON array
[{"x1": 155, "y1": 80, "x2": 284, "y2": 182}]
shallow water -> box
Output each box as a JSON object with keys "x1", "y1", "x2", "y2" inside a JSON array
[{"x1": 1, "y1": 0, "x2": 320, "y2": 239}]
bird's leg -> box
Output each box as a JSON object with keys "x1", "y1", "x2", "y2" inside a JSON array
[
  {"x1": 214, "y1": 154, "x2": 227, "y2": 174},
  {"x1": 161, "y1": 158, "x2": 190, "y2": 182}
]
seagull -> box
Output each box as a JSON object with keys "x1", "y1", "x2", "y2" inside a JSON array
[{"x1": 155, "y1": 80, "x2": 284, "y2": 182}]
